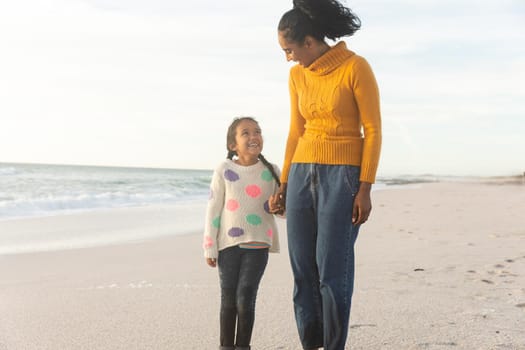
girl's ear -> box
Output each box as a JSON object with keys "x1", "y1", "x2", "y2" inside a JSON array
[{"x1": 228, "y1": 143, "x2": 237, "y2": 152}]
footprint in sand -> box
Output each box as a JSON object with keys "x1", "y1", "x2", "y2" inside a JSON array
[
  {"x1": 350, "y1": 324, "x2": 377, "y2": 329},
  {"x1": 418, "y1": 341, "x2": 457, "y2": 348}
]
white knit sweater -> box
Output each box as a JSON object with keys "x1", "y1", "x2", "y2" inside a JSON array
[{"x1": 203, "y1": 159, "x2": 280, "y2": 258}]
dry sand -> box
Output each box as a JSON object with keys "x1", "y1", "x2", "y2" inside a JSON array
[{"x1": 0, "y1": 182, "x2": 524, "y2": 349}]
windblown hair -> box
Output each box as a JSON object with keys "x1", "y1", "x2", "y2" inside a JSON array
[
  {"x1": 278, "y1": 0, "x2": 361, "y2": 43},
  {"x1": 226, "y1": 117, "x2": 281, "y2": 186}
]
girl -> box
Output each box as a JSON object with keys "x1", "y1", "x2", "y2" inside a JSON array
[
  {"x1": 203, "y1": 117, "x2": 281, "y2": 350},
  {"x1": 270, "y1": 0, "x2": 382, "y2": 349}
]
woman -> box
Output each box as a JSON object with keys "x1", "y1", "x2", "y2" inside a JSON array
[{"x1": 270, "y1": 1, "x2": 382, "y2": 349}]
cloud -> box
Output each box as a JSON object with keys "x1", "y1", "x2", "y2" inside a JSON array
[{"x1": 0, "y1": 0, "x2": 523, "y2": 175}]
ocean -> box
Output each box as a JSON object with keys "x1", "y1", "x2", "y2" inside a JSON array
[
  {"x1": 0, "y1": 162, "x2": 212, "y2": 221},
  {"x1": 2, "y1": 162, "x2": 451, "y2": 221},
  {"x1": 0, "y1": 162, "x2": 440, "y2": 255}
]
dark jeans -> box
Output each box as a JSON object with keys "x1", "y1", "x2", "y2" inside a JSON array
[
  {"x1": 218, "y1": 246, "x2": 269, "y2": 348},
  {"x1": 286, "y1": 163, "x2": 361, "y2": 350}
]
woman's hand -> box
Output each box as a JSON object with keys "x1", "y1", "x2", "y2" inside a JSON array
[
  {"x1": 206, "y1": 258, "x2": 217, "y2": 268},
  {"x1": 352, "y1": 182, "x2": 372, "y2": 225},
  {"x1": 269, "y1": 183, "x2": 287, "y2": 215}
]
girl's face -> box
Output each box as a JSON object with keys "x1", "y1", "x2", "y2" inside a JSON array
[
  {"x1": 278, "y1": 32, "x2": 317, "y2": 67},
  {"x1": 230, "y1": 119, "x2": 263, "y2": 166}
]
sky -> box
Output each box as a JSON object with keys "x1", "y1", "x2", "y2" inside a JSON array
[{"x1": 1, "y1": 0, "x2": 524, "y2": 177}]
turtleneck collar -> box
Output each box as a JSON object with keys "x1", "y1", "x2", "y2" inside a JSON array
[{"x1": 306, "y1": 41, "x2": 355, "y2": 76}]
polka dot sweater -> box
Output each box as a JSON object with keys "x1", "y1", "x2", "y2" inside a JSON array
[{"x1": 203, "y1": 159, "x2": 280, "y2": 258}]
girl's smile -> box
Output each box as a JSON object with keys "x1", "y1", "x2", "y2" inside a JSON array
[{"x1": 229, "y1": 119, "x2": 264, "y2": 166}]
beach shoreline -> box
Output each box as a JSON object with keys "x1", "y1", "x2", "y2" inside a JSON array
[
  {"x1": 1, "y1": 181, "x2": 524, "y2": 349},
  {"x1": 0, "y1": 202, "x2": 207, "y2": 256}
]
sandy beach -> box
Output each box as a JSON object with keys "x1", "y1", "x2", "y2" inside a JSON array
[{"x1": 1, "y1": 181, "x2": 524, "y2": 350}]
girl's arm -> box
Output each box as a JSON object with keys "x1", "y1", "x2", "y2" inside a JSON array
[
  {"x1": 269, "y1": 183, "x2": 287, "y2": 215},
  {"x1": 203, "y1": 167, "x2": 225, "y2": 265},
  {"x1": 269, "y1": 165, "x2": 286, "y2": 215}
]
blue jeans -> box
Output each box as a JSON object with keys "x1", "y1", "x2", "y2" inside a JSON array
[
  {"x1": 218, "y1": 246, "x2": 269, "y2": 348},
  {"x1": 286, "y1": 163, "x2": 361, "y2": 350}
]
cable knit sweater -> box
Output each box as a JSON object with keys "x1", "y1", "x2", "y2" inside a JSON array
[
  {"x1": 203, "y1": 159, "x2": 280, "y2": 259},
  {"x1": 281, "y1": 41, "x2": 382, "y2": 184}
]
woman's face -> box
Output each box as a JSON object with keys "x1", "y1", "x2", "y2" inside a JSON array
[{"x1": 278, "y1": 32, "x2": 317, "y2": 67}]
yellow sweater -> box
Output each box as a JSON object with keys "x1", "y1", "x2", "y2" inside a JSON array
[{"x1": 281, "y1": 41, "x2": 382, "y2": 184}]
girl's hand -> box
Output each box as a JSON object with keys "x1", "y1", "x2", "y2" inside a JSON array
[
  {"x1": 268, "y1": 194, "x2": 282, "y2": 213},
  {"x1": 206, "y1": 258, "x2": 217, "y2": 268},
  {"x1": 352, "y1": 182, "x2": 372, "y2": 225},
  {"x1": 269, "y1": 183, "x2": 287, "y2": 215}
]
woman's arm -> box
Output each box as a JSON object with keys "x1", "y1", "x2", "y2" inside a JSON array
[
  {"x1": 280, "y1": 70, "x2": 305, "y2": 184},
  {"x1": 352, "y1": 181, "x2": 372, "y2": 225},
  {"x1": 352, "y1": 56, "x2": 382, "y2": 184}
]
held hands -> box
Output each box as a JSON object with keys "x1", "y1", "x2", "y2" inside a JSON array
[
  {"x1": 268, "y1": 182, "x2": 371, "y2": 223},
  {"x1": 269, "y1": 183, "x2": 287, "y2": 215},
  {"x1": 206, "y1": 185, "x2": 288, "y2": 269},
  {"x1": 352, "y1": 182, "x2": 372, "y2": 225}
]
